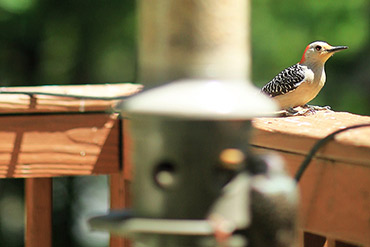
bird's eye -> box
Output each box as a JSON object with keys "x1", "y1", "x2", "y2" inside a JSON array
[{"x1": 315, "y1": 45, "x2": 322, "y2": 51}]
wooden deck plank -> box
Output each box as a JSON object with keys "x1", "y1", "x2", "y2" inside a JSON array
[
  {"x1": 251, "y1": 111, "x2": 370, "y2": 246},
  {"x1": 287, "y1": 152, "x2": 367, "y2": 245},
  {"x1": 252, "y1": 111, "x2": 370, "y2": 166},
  {"x1": 0, "y1": 113, "x2": 120, "y2": 178},
  {"x1": 0, "y1": 83, "x2": 142, "y2": 113},
  {"x1": 252, "y1": 146, "x2": 369, "y2": 246}
]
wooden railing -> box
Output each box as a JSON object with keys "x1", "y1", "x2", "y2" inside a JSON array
[
  {"x1": 0, "y1": 83, "x2": 140, "y2": 247},
  {"x1": 0, "y1": 83, "x2": 368, "y2": 247},
  {"x1": 252, "y1": 112, "x2": 370, "y2": 247}
]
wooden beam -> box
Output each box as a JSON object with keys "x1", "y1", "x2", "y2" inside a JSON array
[
  {"x1": 324, "y1": 238, "x2": 336, "y2": 247},
  {"x1": 252, "y1": 111, "x2": 370, "y2": 166},
  {"x1": 0, "y1": 84, "x2": 140, "y2": 246},
  {"x1": 252, "y1": 147, "x2": 369, "y2": 246},
  {"x1": 109, "y1": 119, "x2": 132, "y2": 247},
  {"x1": 109, "y1": 173, "x2": 131, "y2": 247},
  {"x1": 25, "y1": 178, "x2": 52, "y2": 247},
  {"x1": 110, "y1": 119, "x2": 132, "y2": 209},
  {"x1": 0, "y1": 83, "x2": 142, "y2": 113},
  {"x1": 0, "y1": 113, "x2": 120, "y2": 178},
  {"x1": 251, "y1": 111, "x2": 370, "y2": 247},
  {"x1": 304, "y1": 232, "x2": 326, "y2": 247}
]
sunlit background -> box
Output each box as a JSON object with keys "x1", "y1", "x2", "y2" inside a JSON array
[{"x1": 0, "y1": 0, "x2": 369, "y2": 246}]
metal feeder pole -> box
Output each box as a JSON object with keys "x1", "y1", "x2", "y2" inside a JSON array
[{"x1": 137, "y1": 0, "x2": 251, "y2": 87}]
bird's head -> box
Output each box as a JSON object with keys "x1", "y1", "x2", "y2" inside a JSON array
[{"x1": 299, "y1": 41, "x2": 348, "y2": 66}]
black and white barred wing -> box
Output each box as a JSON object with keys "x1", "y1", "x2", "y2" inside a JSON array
[{"x1": 261, "y1": 64, "x2": 305, "y2": 97}]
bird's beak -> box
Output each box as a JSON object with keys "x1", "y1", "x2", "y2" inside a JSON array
[{"x1": 327, "y1": 45, "x2": 348, "y2": 53}]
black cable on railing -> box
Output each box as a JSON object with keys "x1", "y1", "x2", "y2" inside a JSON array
[{"x1": 295, "y1": 123, "x2": 370, "y2": 182}]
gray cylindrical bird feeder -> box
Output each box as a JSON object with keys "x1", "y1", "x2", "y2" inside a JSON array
[
  {"x1": 123, "y1": 79, "x2": 277, "y2": 220},
  {"x1": 120, "y1": 79, "x2": 277, "y2": 247},
  {"x1": 137, "y1": 0, "x2": 251, "y2": 87}
]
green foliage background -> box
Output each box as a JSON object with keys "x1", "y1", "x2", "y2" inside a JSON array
[
  {"x1": 0, "y1": 1, "x2": 369, "y2": 246},
  {"x1": 0, "y1": 0, "x2": 370, "y2": 114},
  {"x1": 0, "y1": 0, "x2": 369, "y2": 114},
  {"x1": 252, "y1": 0, "x2": 370, "y2": 115}
]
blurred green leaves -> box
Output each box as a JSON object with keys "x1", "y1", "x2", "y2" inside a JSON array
[
  {"x1": 0, "y1": 0, "x2": 36, "y2": 14},
  {"x1": 0, "y1": 0, "x2": 136, "y2": 85},
  {"x1": 39, "y1": 17, "x2": 80, "y2": 82}
]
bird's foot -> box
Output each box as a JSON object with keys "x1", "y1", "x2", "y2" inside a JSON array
[
  {"x1": 304, "y1": 104, "x2": 332, "y2": 111},
  {"x1": 278, "y1": 107, "x2": 298, "y2": 117},
  {"x1": 280, "y1": 105, "x2": 329, "y2": 117},
  {"x1": 286, "y1": 107, "x2": 301, "y2": 115}
]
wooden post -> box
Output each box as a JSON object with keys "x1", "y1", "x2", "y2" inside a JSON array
[
  {"x1": 324, "y1": 238, "x2": 336, "y2": 247},
  {"x1": 304, "y1": 232, "x2": 326, "y2": 247},
  {"x1": 137, "y1": 0, "x2": 251, "y2": 87},
  {"x1": 25, "y1": 178, "x2": 52, "y2": 247},
  {"x1": 109, "y1": 174, "x2": 131, "y2": 247},
  {"x1": 109, "y1": 119, "x2": 132, "y2": 247}
]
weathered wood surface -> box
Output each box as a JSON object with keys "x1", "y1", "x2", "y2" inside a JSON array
[
  {"x1": 251, "y1": 110, "x2": 370, "y2": 246},
  {"x1": 0, "y1": 83, "x2": 142, "y2": 178},
  {"x1": 0, "y1": 83, "x2": 142, "y2": 113},
  {"x1": 252, "y1": 111, "x2": 370, "y2": 166},
  {"x1": 109, "y1": 120, "x2": 132, "y2": 247},
  {"x1": 25, "y1": 178, "x2": 52, "y2": 247},
  {"x1": 0, "y1": 113, "x2": 120, "y2": 178}
]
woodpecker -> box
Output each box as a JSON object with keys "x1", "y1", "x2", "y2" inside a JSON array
[{"x1": 261, "y1": 41, "x2": 348, "y2": 113}]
